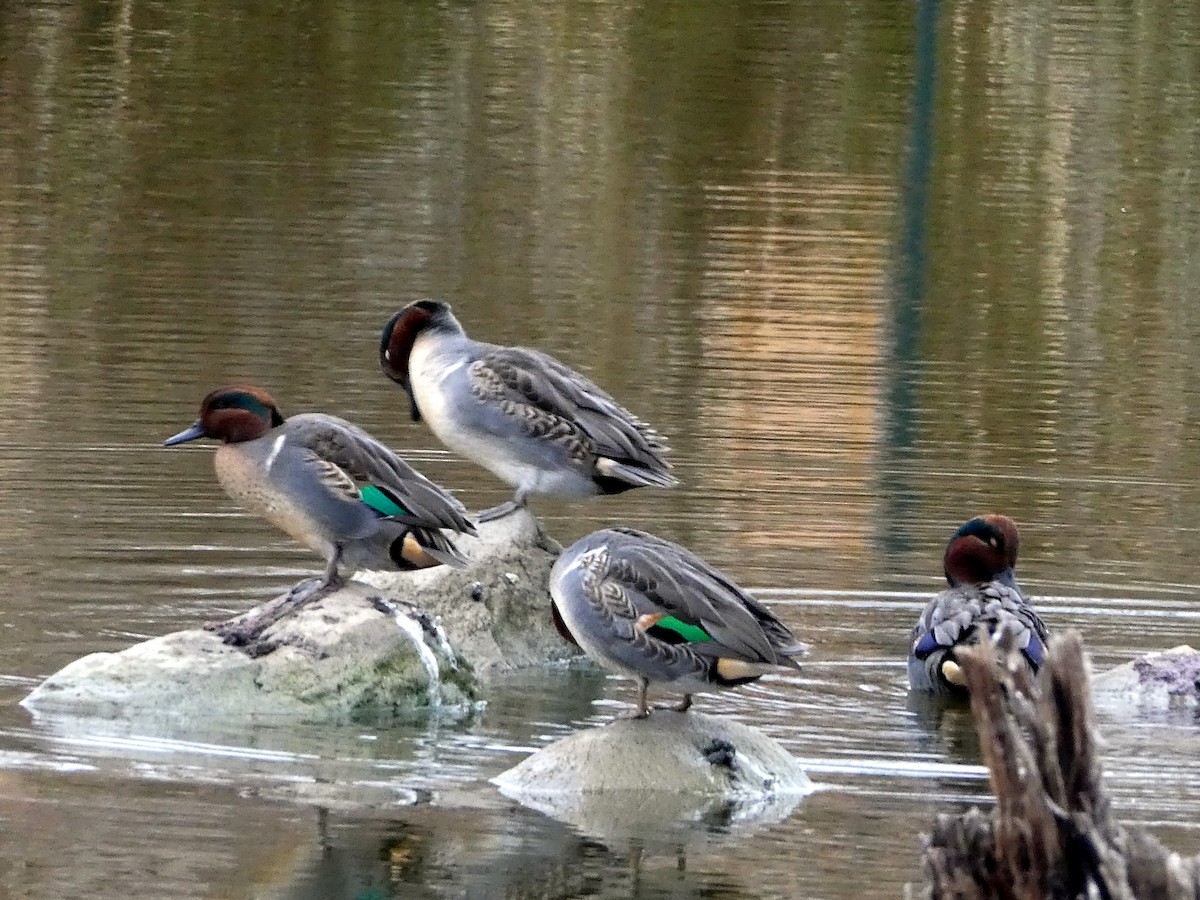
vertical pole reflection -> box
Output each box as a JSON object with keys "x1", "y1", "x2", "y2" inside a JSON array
[{"x1": 880, "y1": 0, "x2": 939, "y2": 564}]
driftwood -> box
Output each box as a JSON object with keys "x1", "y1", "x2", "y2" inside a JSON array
[{"x1": 921, "y1": 630, "x2": 1200, "y2": 899}]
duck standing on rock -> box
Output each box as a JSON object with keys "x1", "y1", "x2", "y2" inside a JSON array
[
  {"x1": 379, "y1": 299, "x2": 677, "y2": 522},
  {"x1": 165, "y1": 386, "x2": 477, "y2": 644},
  {"x1": 550, "y1": 527, "x2": 808, "y2": 718},
  {"x1": 908, "y1": 514, "x2": 1048, "y2": 696}
]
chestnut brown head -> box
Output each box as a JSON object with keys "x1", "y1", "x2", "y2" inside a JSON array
[
  {"x1": 379, "y1": 299, "x2": 458, "y2": 388},
  {"x1": 943, "y1": 513, "x2": 1020, "y2": 587},
  {"x1": 164, "y1": 386, "x2": 284, "y2": 446}
]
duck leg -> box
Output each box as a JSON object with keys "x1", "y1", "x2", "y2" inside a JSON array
[
  {"x1": 653, "y1": 693, "x2": 692, "y2": 713},
  {"x1": 210, "y1": 550, "x2": 346, "y2": 648},
  {"x1": 476, "y1": 489, "x2": 529, "y2": 523},
  {"x1": 666, "y1": 694, "x2": 693, "y2": 713},
  {"x1": 630, "y1": 677, "x2": 651, "y2": 719}
]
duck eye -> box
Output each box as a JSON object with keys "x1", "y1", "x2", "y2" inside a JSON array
[{"x1": 987, "y1": 536, "x2": 998, "y2": 547}]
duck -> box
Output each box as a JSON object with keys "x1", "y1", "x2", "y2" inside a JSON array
[
  {"x1": 164, "y1": 386, "x2": 477, "y2": 643},
  {"x1": 908, "y1": 514, "x2": 1048, "y2": 696},
  {"x1": 549, "y1": 527, "x2": 808, "y2": 718},
  {"x1": 379, "y1": 299, "x2": 678, "y2": 522}
]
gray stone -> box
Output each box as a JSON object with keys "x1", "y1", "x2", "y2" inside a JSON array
[
  {"x1": 492, "y1": 711, "x2": 815, "y2": 839},
  {"x1": 1093, "y1": 646, "x2": 1200, "y2": 713},
  {"x1": 360, "y1": 507, "x2": 576, "y2": 679},
  {"x1": 22, "y1": 584, "x2": 475, "y2": 724},
  {"x1": 23, "y1": 509, "x2": 577, "y2": 724}
]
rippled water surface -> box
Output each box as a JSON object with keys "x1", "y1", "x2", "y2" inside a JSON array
[{"x1": 2, "y1": 1, "x2": 1200, "y2": 897}]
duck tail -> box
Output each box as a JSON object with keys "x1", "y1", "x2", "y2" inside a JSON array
[
  {"x1": 594, "y1": 457, "x2": 680, "y2": 491},
  {"x1": 711, "y1": 657, "x2": 766, "y2": 687},
  {"x1": 400, "y1": 528, "x2": 470, "y2": 571},
  {"x1": 775, "y1": 640, "x2": 810, "y2": 669},
  {"x1": 391, "y1": 526, "x2": 471, "y2": 570}
]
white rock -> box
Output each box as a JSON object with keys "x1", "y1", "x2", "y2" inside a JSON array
[
  {"x1": 23, "y1": 509, "x2": 576, "y2": 723},
  {"x1": 1093, "y1": 645, "x2": 1200, "y2": 713},
  {"x1": 492, "y1": 711, "x2": 815, "y2": 838},
  {"x1": 360, "y1": 507, "x2": 575, "y2": 678},
  {"x1": 22, "y1": 585, "x2": 474, "y2": 724}
]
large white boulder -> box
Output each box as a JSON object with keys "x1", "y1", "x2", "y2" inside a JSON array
[
  {"x1": 492, "y1": 711, "x2": 815, "y2": 838},
  {"x1": 23, "y1": 509, "x2": 576, "y2": 724}
]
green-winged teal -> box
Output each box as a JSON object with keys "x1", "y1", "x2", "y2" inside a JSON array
[
  {"x1": 165, "y1": 386, "x2": 476, "y2": 643},
  {"x1": 379, "y1": 299, "x2": 677, "y2": 522},
  {"x1": 549, "y1": 527, "x2": 807, "y2": 718},
  {"x1": 908, "y1": 514, "x2": 1048, "y2": 695}
]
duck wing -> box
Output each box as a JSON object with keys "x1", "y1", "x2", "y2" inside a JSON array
[
  {"x1": 469, "y1": 346, "x2": 675, "y2": 477},
  {"x1": 284, "y1": 414, "x2": 477, "y2": 535},
  {"x1": 912, "y1": 582, "x2": 1047, "y2": 669},
  {"x1": 602, "y1": 528, "x2": 807, "y2": 667}
]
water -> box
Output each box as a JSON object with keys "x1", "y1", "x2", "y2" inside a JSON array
[{"x1": 2, "y1": 0, "x2": 1200, "y2": 896}]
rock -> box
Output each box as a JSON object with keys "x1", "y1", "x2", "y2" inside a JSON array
[
  {"x1": 23, "y1": 509, "x2": 577, "y2": 723},
  {"x1": 359, "y1": 506, "x2": 576, "y2": 679},
  {"x1": 492, "y1": 711, "x2": 814, "y2": 839},
  {"x1": 22, "y1": 584, "x2": 475, "y2": 724},
  {"x1": 1093, "y1": 645, "x2": 1200, "y2": 713}
]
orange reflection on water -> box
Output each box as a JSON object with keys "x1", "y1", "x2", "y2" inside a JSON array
[{"x1": 693, "y1": 171, "x2": 894, "y2": 567}]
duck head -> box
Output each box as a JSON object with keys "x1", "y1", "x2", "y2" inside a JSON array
[
  {"x1": 943, "y1": 513, "x2": 1020, "y2": 588},
  {"x1": 380, "y1": 300, "x2": 463, "y2": 423},
  {"x1": 380, "y1": 299, "x2": 461, "y2": 386},
  {"x1": 164, "y1": 386, "x2": 284, "y2": 446}
]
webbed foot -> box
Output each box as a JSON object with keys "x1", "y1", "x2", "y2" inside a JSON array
[
  {"x1": 476, "y1": 500, "x2": 523, "y2": 523},
  {"x1": 206, "y1": 576, "x2": 339, "y2": 648}
]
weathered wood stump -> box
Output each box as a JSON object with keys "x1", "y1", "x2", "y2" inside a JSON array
[{"x1": 921, "y1": 630, "x2": 1200, "y2": 899}]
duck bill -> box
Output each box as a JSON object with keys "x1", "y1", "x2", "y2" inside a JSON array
[
  {"x1": 163, "y1": 421, "x2": 206, "y2": 446},
  {"x1": 995, "y1": 567, "x2": 1019, "y2": 590}
]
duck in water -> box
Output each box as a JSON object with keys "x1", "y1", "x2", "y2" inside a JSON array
[{"x1": 908, "y1": 514, "x2": 1048, "y2": 695}]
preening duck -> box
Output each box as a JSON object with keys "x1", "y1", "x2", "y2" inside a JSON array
[
  {"x1": 908, "y1": 514, "x2": 1048, "y2": 696},
  {"x1": 380, "y1": 299, "x2": 677, "y2": 522}
]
